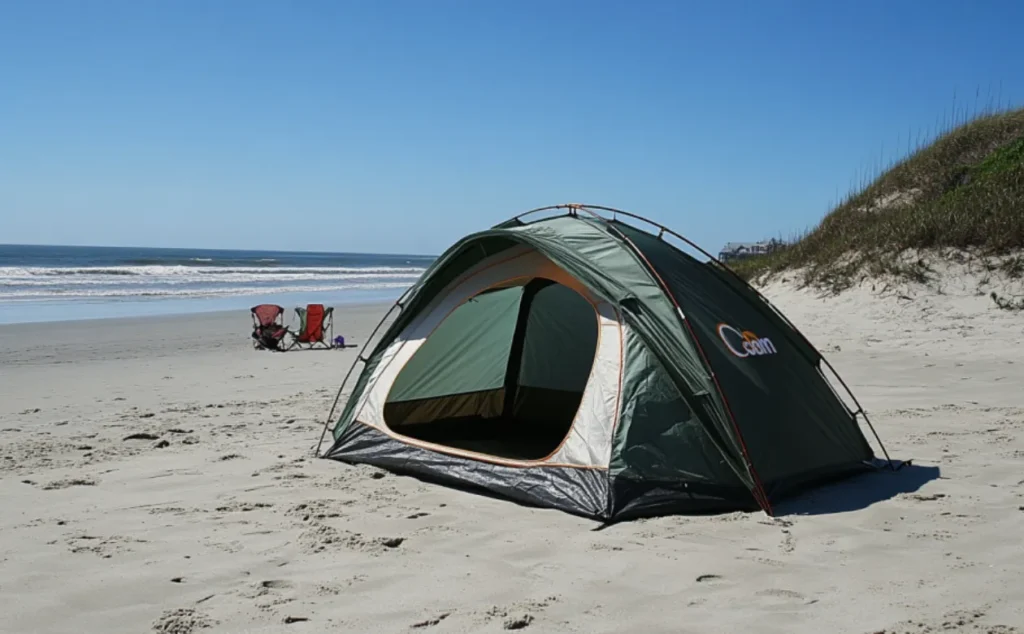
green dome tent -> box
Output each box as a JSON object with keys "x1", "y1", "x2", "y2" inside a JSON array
[{"x1": 317, "y1": 204, "x2": 894, "y2": 520}]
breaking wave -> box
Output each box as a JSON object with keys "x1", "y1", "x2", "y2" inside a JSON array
[
  {"x1": 0, "y1": 282, "x2": 417, "y2": 301},
  {"x1": 0, "y1": 265, "x2": 426, "y2": 278},
  {"x1": 0, "y1": 265, "x2": 427, "y2": 302}
]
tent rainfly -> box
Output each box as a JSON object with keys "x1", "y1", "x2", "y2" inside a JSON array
[{"x1": 317, "y1": 205, "x2": 895, "y2": 520}]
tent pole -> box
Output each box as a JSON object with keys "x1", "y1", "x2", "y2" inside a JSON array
[
  {"x1": 314, "y1": 299, "x2": 405, "y2": 457},
  {"x1": 510, "y1": 204, "x2": 574, "y2": 224},
  {"x1": 500, "y1": 279, "x2": 552, "y2": 420},
  {"x1": 820, "y1": 357, "x2": 897, "y2": 470}
]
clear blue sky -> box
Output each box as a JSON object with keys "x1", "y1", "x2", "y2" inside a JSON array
[{"x1": 2, "y1": 1, "x2": 1022, "y2": 256}]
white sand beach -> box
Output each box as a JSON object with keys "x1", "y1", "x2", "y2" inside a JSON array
[{"x1": 2, "y1": 270, "x2": 1023, "y2": 633}]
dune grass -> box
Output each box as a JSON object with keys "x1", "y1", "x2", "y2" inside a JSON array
[{"x1": 729, "y1": 107, "x2": 1024, "y2": 297}]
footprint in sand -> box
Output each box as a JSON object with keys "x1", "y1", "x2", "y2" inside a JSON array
[
  {"x1": 152, "y1": 608, "x2": 215, "y2": 633},
  {"x1": 288, "y1": 500, "x2": 347, "y2": 522},
  {"x1": 213, "y1": 501, "x2": 274, "y2": 513},
  {"x1": 411, "y1": 612, "x2": 452, "y2": 629},
  {"x1": 123, "y1": 432, "x2": 160, "y2": 441},
  {"x1": 905, "y1": 492, "x2": 946, "y2": 502},
  {"x1": 871, "y1": 606, "x2": 1019, "y2": 634},
  {"x1": 43, "y1": 478, "x2": 97, "y2": 490},
  {"x1": 67, "y1": 534, "x2": 147, "y2": 558},
  {"x1": 504, "y1": 614, "x2": 535, "y2": 630},
  {"x1": 298, "y1": 524, "x2": 406, "y2": 555},
  {"x1": 483, "y1": 597, "x2": 558, "y2": 631},
  {"x1": 781, "y1": 528, "x2": 795, "y2": 553},
  {"x1": 246, "y1": 579, "x2": 298, "y2": 611},
  {"x1": 315, "y1": 575, "x2": 366, "y2": 596},
  {"x1": 755, "y1": 588, "x2": 817, "y2": 606}
]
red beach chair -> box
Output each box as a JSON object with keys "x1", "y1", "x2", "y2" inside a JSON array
[
  {"x1": 288, "y1": 304, "x2": 334, "y2": 350},
  {"x1": 250, "y1": 304, "x2": 289, "y2": 351}
]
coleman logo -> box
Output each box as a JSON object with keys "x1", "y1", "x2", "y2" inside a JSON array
[{"x1": 716, "y1": 323, "x2": 777, "y2": 358}]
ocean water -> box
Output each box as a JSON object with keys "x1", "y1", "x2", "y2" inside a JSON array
[{"x1": 0, "y1": 244, "x2": 434, "y2": 325}]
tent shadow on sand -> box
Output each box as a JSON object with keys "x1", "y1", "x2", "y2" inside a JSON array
[{"x1": 773, "y1": 462, "x2": 941, "y2": 516}]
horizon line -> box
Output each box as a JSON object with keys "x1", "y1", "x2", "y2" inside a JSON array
[{"x1": 0, "y1": 242, "x2": 439, "y2": 260}]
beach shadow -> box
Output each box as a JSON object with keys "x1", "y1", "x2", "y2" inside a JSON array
[{"x1": 774, "y1": 462, "x2": 941, "y2": 516}]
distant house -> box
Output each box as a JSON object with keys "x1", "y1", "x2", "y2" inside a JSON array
[{"x1": 718, "y1": 239, "x2": 784, "y2": 262}]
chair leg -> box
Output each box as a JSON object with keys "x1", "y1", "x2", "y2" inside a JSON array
[{"x1": 324, "y1": 315, "x2": 334, "y2": 348}]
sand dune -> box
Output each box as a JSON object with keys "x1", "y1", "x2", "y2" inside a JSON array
[{"x1": 1, "y1": 279, "x2": 1022, "y2": 633}]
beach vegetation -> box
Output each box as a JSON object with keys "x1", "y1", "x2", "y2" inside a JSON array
[{"x1": 727, "y1": 104, "x2": 1024, "y2": 310}]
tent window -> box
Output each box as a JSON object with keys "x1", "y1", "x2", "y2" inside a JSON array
[{"x1": 383, "y1": 279, "x2": 598, "y2": 461}]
